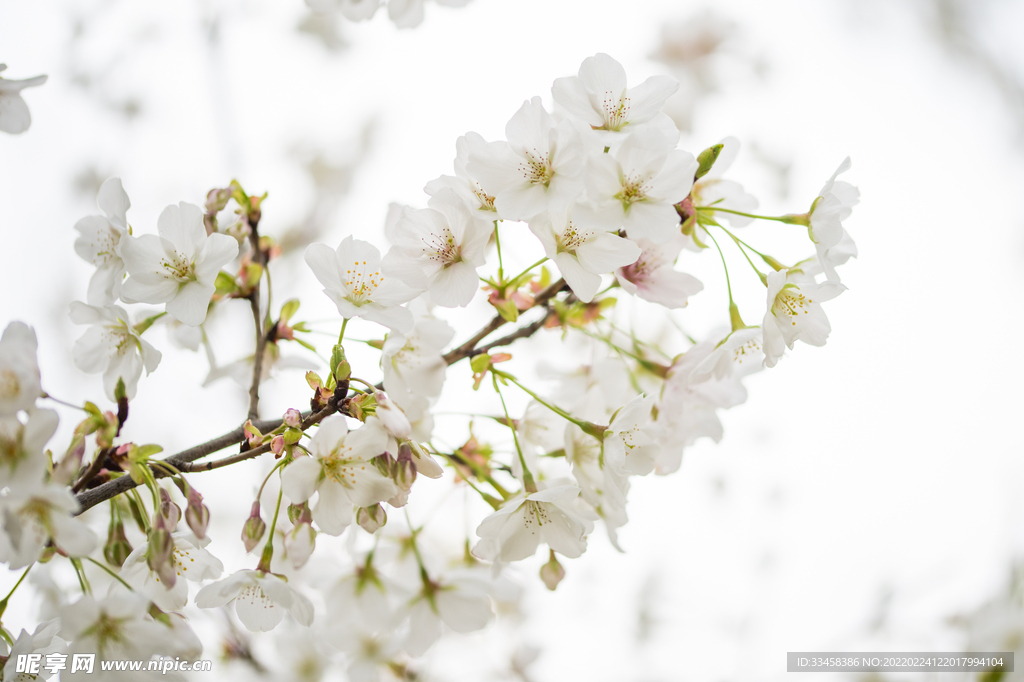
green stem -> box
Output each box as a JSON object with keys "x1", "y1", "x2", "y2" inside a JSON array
[
  {"x1": 506, "y1": 257, "x2": 548, "y2": 286},
  {"x1": 70, "y1": 557, "x2": 91, "y2": 595},
  {"x1": 696, "y1": 205, "x2": 796, "y2": 224},
  {"x1": 493, "y1": 221, "x2": 504, "y2": 282},
  {"x1": 130, "y1": 488, "x2": 152, "y2": 532},
  {"x1": 719, "y1": 226, "x2": 767, "y2": 284},
  {"x1": 258, "y1": 484, "x2": 284, "y2": 572},
  {"x1": 0, "y1": 564, "x2": 33, "y2": 618},
  {"x1": 705, "y1": 229, "x2": 747, "y2": 332},
  {"x1": 491, "y1": 376, "x2": 536, "y2": 493},
  {"x1": 83, "y1": 556, "x2": 134, "y2": 592},
  {"x1": 338, "y1": 318, "x2": 349, "y2": 345},
  {"x1": 492, "y1": 370, "x2": 595, "y2": 434}
]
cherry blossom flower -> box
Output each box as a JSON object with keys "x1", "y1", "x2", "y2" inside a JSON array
[
  {"x1": 805, "y1": 157, "x2": 859, "y2": 279},
  {"x1": 195, "y1": 569, "x2": 314, "y2": 633},
  {"x1": 306, "y1": 0, "x2": 381, "y2": 21},
  {"x1": 281, "y1": 416, "x2": 396, "y2": 535},
  {"x1": 467, "y1": 97, "x2": 594, "y2": 221},
  {"x1": 69, "y1": 302, "x2": 162, "y2": 401},
  {"x1": 690, "y1": 326, "x2": 764, "y2": 384},
  {"x1": 690, "y1": 137, "x2": 759, "y2": 226},
  {"x1": 120, "y1": 532, "x2": 224, "y2": 612},
  {"x1": 762, "y1": 268, "x2": 845, "y2": 368},
  {"x1": 61, "y1": 593, "x2": 188, "y2": 680},
  {"x1": 305, "y1": 236, "x2": 417, "y2": 332},
  {"x1": 73, "y1": 178, "x2": 132, "y2": 306},
  {"x1": 564, "y1": 422, "x2": 629, "y2": 549},
  {"x1": 0, "y1": 321, "x2": 42, "y2": 417},
  {"x1": 552, "y1": 53, "x2": 679, "y2": 137},
  {"x1": 657, "y1": 340, "x2": 751, "y2": 474},
  {"x1": 2, "y1": 620, "x2": 65, "y2": 681},
  {"x1": 404, "y1": 572, "x2": 493, "y2": 656},
  {"x1": 120, "y1": 202, "x2": 239, "y2": 326},
  {"x1": 602, "y1": 394, "x2": 661, "y2": 476},
  {"x1": 0, "y1": 482, "x2": 97, "y2": 569},
  {"x1": 0, "y1": 64, "x2": 47, "y2": 134},
  {"x1": 424, "y1": 131, "x2": 499, "y2": 219},
  {"x1": 473, "y1": 484, "x2": 591, "y2": 562},
  {"x1": 528, "y1": 205, "x2": 640, "y2": 302},
  {"x1": 586, "y1": 127, "x2": 698, "y2": 243},
  {"x1": 614, "y1": 232, "x2": 703, "y2": 308},
  {"x1": 0, "y1": 407, "x2": 58, "y2": 490},
  {"x1": 381, "y1": 313, "x2": 454, "y2": 421},
  {"x1": 381, "y1": 191, "x2": 491, "y2": 307},
  {"x1": 388, "y1": 0, "x2": 471, "y2": 29}
]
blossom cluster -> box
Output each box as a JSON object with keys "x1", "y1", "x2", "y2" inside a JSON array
[{"x1": 0, "y1": 53, "x2": 857, "y2": 678}]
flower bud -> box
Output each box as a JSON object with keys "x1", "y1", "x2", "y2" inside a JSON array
[
  {"x1": 155, "y1": 488, "x2": 181, "y2": 531},
  {"x1": 540, "y1": 550, "x2": 565, "y2": 591},
  {"x1": 356, "y1": 504, "x2": 387, "y2": 534},
  {"x1": 147, "y1": 527, "x2": 176, "y2": 588},
  {"x1": 375, "y1": 391, "x2": 411, "y2": 440},
  {"x1": 271, "y1": 435, "x2": 285, "y2": 457},
  {"x1": 243, "y1": 419, "x2": 263, "y2": 448},
  {"x1": 283, "y1": 408, "x2": 302, "y2": 428},
  {"x1": 284, "y1": 523, "x2": 316, "y2": 570},
  {"x1": 242, "y1": 501, "x2": 266, "y2": 553},
  {"x1": 103, "y1": 518, "x2": 133, "y2": 568}
]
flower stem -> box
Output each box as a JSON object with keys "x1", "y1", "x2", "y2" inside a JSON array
[
  {"x1": 83, "y1": 556, "x2": 134, "y2": 592},
  {"x1": 696, "y1": 205, "x2": 798, "y2": 224},
  {"x1": 705, "y1": 229, "x2": 747, "y2": 332},
  {"x1": 0, "y1": 564, "x2": 33, "y2": 619},
  {"x1": 492, "y1": 370, "x2": 596, "y2": 434},
  {"x1": 492, "y1": 375, "x2": 536, "y2": 493},
  {"x1": 493, "y1": 221, "x2": 505, "y2": 282},
  {"x1": 506, "y1": 257, "x2": 548, "y2": 286},
  {"x1": 258, "y1": 484, "x2": 284, "y2": 573},
  {"x1": 70, "y1": 557, "x2": 91, "y2": 595},
  {"x1": 338, "y1": 317, "x2": 349, "y2": 345}
]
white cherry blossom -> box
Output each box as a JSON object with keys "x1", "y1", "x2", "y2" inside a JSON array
[
  {"x1": 120, "y1": 202, "x2": 239, "y2": 326},
  {"x1": 195, "y1": 569, "x2": 314, "y2": 633},
  {"x1": 467, "y1": 97, "x2": 595, "y2": 221},
  {"x1": 424, "y1": 131, "x2": 499, "y2": 219},
  {"x1": 69, "y1": 302, "x2": 161, "y2": 401},
  {"x1": 74, "y1": 178, "x2": 132, "y2": 306},
  {"x1": 602, "y1": 394, "x2": 661, "y2": 476},
  {"x1": 806, "y1": 157, "x2": 859, "y2": 277},
  {"x1": 381, "y1": 313, "x2": 454, "y2": 421},
  {"x1": 120, "y1": 532, "x2": 224, "y2": 612},
  {"x1": 614, "y1": 232, "x2": 703, "y2": 308},
  {"x1": 552, "y1": 53, "x2": 679, "y2": 137},
  {"x1": 281, "y1": 416, "x2": 396, "y2": 535},
  {"x1": 528, "y1": 205, "x2": 640, "y2": 303},
  {"x1": 0, "y1": 407, "x2": 58, "y2": 490},
  {"x1": 564, "y1": 421, "x2": 629, "y2": 549},
  {"x1": 60, "y1": 594, "x2": 178, "y2": 681},
  {"x1": 657, "y1": 339, "x2": 752, "y2": 474},
  {"x1": 690, "y1": 326, "x2": 764, "y2": 384},
  {"x1": 382, "y1": 191, "x2": 491, "y2": 307},
  {"x1": 473, "y1": 484, "x2": 591, "y2": 562},
  {"x1": 0, "y1": 482, "x2": 97, "y2": 569},
  {"x1": 2, "y1": 620, "x2": 65, "y2": 682},
  {"x1": 404, "y1": 572, "x2": 493, "y2": 656},
  {"x1": 586, "y1": 126, "x2": 698, "y2": 243},
  {"x1": 305, "y1": 236, "x2": 417, "y2": 332},
  {"x1": 0, "y1": 321, "x2": 42, "y2": 416},
  {"x1": 0, "y1": 64, "x2": 47, "y2": 134},
  {"x1": 762, "y1": 268, "x2": 845, "y2": 368}
]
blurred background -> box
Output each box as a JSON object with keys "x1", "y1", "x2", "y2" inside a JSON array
[{"x1": 2, "y1": 0, "x2": 1024, "y2": 680}]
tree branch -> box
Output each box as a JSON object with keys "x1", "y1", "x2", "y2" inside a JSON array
[
  {"x1": 247, "y1": 218, "x2": 269, "y2": 420},
  {"x1": 74, "y1": 279, "x2": 571, "y2": 515},
  {"x1": 442, "y1": 278, "x2": 567, "y2": 366},
  {"x1": 73, "y1": 411, "x2": 332, "y2": 515}
]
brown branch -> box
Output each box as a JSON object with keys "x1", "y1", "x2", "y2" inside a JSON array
[
  {"x1": 247, "y1": 218, "x2": 269, "y2": 421},
  {"x1": 73, "y1": 279, "x2": 571, "y2": 515},
  {"x1": 442, "y1": 278, "x2": 567, "y2": 366},
  {"x1": 71, "y1": 446, "x2": 113, "y2": 493},
  {"x1": 73, "y1": 413, "x2": 326, "y2": 515}
]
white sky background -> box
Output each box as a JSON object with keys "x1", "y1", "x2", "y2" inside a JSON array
[{"x1": 2, "y1": 0, "x2": 1024, "y2": 680}]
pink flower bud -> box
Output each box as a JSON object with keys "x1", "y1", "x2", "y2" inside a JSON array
[
  {"x1": 283, "y1": 408, "x2": 302, "y2": 428},
  {"x1": 271, "y1": 435, "x2": 285, "y2": 456}
]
